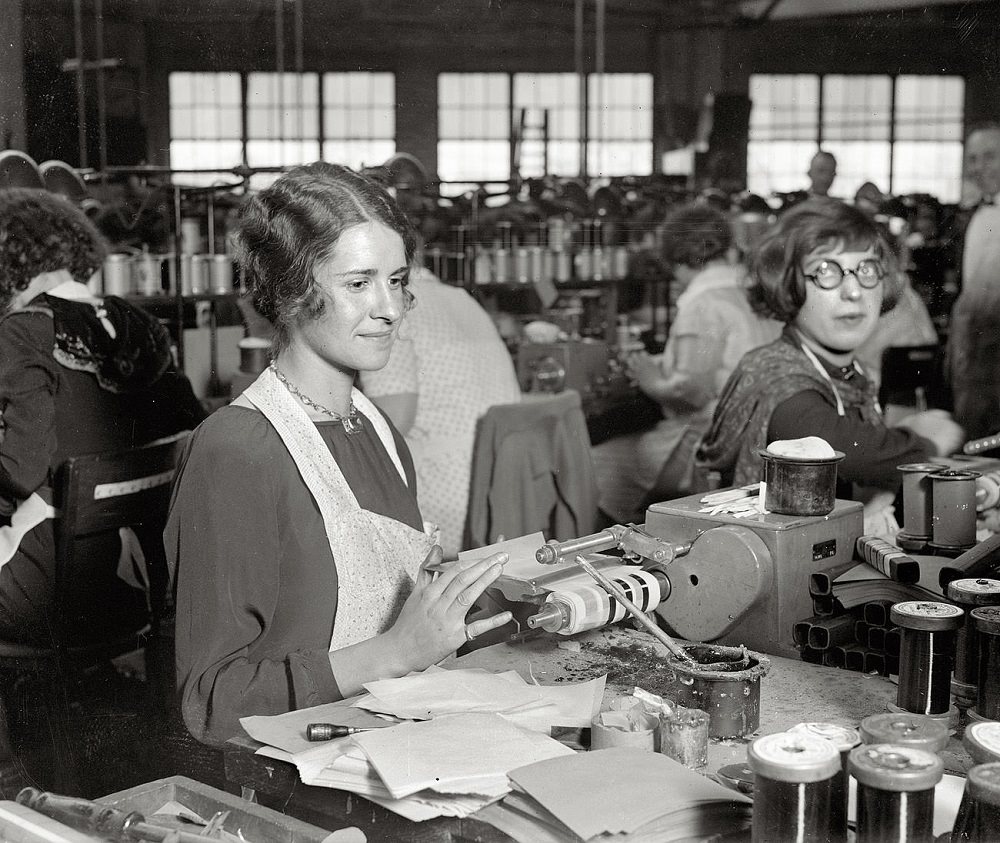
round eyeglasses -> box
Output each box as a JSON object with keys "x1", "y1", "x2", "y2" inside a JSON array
[{"x1": 804, "y1": 258, "x2": 885, "y2": 290}]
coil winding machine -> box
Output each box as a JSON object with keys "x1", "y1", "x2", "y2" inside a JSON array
[{"x1": 485, "y1": 487, "x2": 863, "y2": 659}]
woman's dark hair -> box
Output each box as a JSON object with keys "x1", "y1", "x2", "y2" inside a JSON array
[
  {"x1": 0, "y1": 188, "x2": 109, "y2": 311},
  {"x1": 661, "y1": 203, "x2": 733, "y2": 269},
  {"x1": 747, "y1": 197, "x2": 903, "y2": 323},
  {"x1": 232, "y1": 162, "x2": 417, "y2": 353}
]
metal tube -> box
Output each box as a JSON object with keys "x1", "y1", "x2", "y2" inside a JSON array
[{"x1": 73, "y1": 0, "x2": 88, "y2": 168}]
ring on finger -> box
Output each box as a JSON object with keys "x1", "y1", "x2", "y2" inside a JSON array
[
  {"x1": 465, "y1": 625, "x2": 476, "y2": 642},
  {"x1": 456, "y1": 591, "x2": 472, "y2": 607}
]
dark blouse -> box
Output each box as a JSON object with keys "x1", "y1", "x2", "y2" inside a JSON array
[
  {"x1": 769, "y1": 362, "x2": 932, "y2": 491},
  {"x1": 169, "y1": 404, "x2": 421, "y2": 747}
]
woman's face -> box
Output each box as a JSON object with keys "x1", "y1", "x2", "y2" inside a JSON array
[
  {"x1": 295, "y1": 221, "x2": 409, "y2": 374},
  {"x1": 793, "y1": 243, "x2": 884, "y2": 355}
]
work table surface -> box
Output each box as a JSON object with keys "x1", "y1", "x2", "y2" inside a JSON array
[{"x1": 223, "y1": 625, "x2": 969, "y2": 842}]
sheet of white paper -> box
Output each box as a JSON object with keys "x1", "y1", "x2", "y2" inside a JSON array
[
  {"x1": 357, "y1": 668, "x2": 545, "y2": 720},
  {"x1": 503, "y1": 675, "x2": 606, "y2": 732},
  {"x1": 458, "y1": 532, "x2": 550, "y2": 580},
  {"x1": 353, "y1": 712, "x2": 574, "y2": 800}
]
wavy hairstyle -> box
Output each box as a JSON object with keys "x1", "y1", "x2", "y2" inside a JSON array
[
  {"x1": 232, "y1": 162, "x2": 417, "y2": 353},
  {"x1": 0, "y1": 188, "x2": 108, "y2": 311},
  {"x1": 747, "y1": 197, "x2": 902, "y2": 323},
  {"x1": 661, "y1": 202, "x2": 733, "y2": 269}
]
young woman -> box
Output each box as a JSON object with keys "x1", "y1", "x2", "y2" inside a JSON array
[
  {"x1": 0, "y1": 189, "x2": 204, "y2": 646},
  {"x1": 697, "y1": 199, "x2": 963, "y2": 513},
  {"x1": 168, "y1": 163, "x2": 512, "y2": 747}
]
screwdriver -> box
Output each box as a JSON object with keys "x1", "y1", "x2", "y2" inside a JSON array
[{"x1": 306, "y1": 723, "x2": 370, "y2": 741}]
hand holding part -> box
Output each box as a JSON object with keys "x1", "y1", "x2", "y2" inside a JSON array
[{"x1": 390, "y1": 545, "x2": 512, "y2": 667}]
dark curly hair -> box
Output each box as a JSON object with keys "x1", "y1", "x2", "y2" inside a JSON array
[
  {"x1": 747, "y1": 197, "x2": 902, "y2": 323},
  {"x1": 0, "y1": 188, "x2": 109, "y2": 311},
  {"x1": 232, "y1": 162, "x2": 417, "y2": 353},
  {"x1": 661, "y1": 203, "x2": 733, "y2": 269}
]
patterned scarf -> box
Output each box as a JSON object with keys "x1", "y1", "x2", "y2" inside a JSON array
[{"x1": 697, "y1": 328, "x2": 881, "y2": 487}]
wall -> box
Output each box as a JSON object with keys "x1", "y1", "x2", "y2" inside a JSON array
[
  {"x1": 17, "y1": 1, "x2": 1000, "y2": 179},
  {"x1": 0, "y1": 0, "x2": 26, "y2": 151}
]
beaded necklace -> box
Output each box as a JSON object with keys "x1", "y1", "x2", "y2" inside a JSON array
[{"x1": 269, "y1": 362, "x2": 364, "y2": 435}]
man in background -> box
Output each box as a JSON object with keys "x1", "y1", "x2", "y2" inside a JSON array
[
  {"x1": 781, "y1": 150, "x2": 838, "y2": 210},
  {"x1": 948, "y1": 123, "x2": 1000, "y2": 440}
]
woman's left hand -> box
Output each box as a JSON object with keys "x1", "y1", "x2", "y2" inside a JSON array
[{"x1": 387, "y1": 545, "x2": 512, "y2": 669}]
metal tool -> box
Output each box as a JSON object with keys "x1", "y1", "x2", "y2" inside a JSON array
[{"x1": 306, "y1": 723, "x2": 369, "y2": 741}]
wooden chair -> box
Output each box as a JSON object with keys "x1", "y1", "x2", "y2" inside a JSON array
[{"x1": 0, "y1": 431, "x2": 189, "y2": 794}]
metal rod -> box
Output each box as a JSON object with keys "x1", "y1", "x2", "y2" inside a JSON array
[
  {"x1": 73, "y1": 0, "x2": 88, "y2": 168},
  {"x1": 95, "y1": 0, "x2": 107, "y2": 172},
  {"x1": 575, "y1": 0, "x2": 586, "y2": 179},
  {"x1": 574, "y1": 555, "x2": 695, "y2": 663}
]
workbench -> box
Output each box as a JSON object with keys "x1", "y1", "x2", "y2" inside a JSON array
[{"x1": 223, "y1": 626, "x2": 970, "y2": 842}]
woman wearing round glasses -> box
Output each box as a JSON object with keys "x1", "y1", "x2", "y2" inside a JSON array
[{"x1": 697, "y1": 198, "x2": 962, "y2": 509}]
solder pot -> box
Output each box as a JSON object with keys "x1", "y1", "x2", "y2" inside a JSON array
[
  {"x1": 759, "y1": 449, "x2": 845, "y2": 516},
  {"x1": 665, "y1": 644, "x2": 770, "y2": 738}
]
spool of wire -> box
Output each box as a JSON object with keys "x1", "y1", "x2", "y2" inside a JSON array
[
  {"x1": 525, "y1": 570, "x2": 664, "y2": 635},
  {"x1": 929, "y1": 470, "x2": 981, "y2": 553},
  {"x1": 950, "y1": 762, "x2": 1000, "y2": 843},
  {"x1": 858, "y1": 713, "x2": 949, "y2": 754},
  {"x1": 971, "y1": 606, "x2": 1000, "y2": 722},
  {"x1": 787, "y1": 722, "x2": 860, "y2": 827},
  {"x1": 890, "y1": 601, "x2": 963, "y2": 722},
  {"x1": 965, "y1": 722, "x2": 1000, "y2": 766},
  {"x1": 747, "y1": 731, "x2": 844, "y2": 843},
  {"x1": 849, "y1": 744, "x2": 943, "y2": 843},
  {"x1": 946, "y1": 579, "x2": 1000, "y2": 707},
  {"x1": 897, "y1": 462, "x2": 946, "y2": 543}
]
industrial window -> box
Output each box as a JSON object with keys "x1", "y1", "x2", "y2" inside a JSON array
[
  {"x1": 587, "y1": 73, "x2": 653, "y2": 177},
  {"x1": 438, "y1": 71, "x2": 653, "y2": 195},
  {"x1": 247, "y1": 72, "x2": 320, "y2": 189},
  {"x1": 438, "y1": 73, "x2": 511, "y2": 198},
  {"x1": 323, "y1": 72, "x2": 396, "y2": 172},
  {"x1": 168, "y1": 72, "x2": 243, "y2": 187},
  {"x1": 747, "y1": 73, "x2": 965, "y2": 204},
  {"x1": 168, "y1": 70, "x2": 395, "y2": 188},
  {"x1": 513, "y1": 73, "x2": 581, "y2": 179}
]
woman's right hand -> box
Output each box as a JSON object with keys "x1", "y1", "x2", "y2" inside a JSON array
[
  {"x1": 896, "y1": 408, "x2": 966, "y2": 457},
  {"x1": 387, "y1": 545, "x2": 513, "y2": 670}
]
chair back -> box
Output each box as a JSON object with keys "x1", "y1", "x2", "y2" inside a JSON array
[
  {"x1": 878, "y1": 344, "x2": 946, "y2": 412},
  {"x1": 53, "y1": 431, "x2": 189, "y2": 656},
  {"x1": 465, "y1": 391, "x2": 597, "y2": 549}
]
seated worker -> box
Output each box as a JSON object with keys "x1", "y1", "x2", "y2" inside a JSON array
[
  {"x1": 168, "y1": 163, "x2": 513, "y2": 748},
  {"x1": 781, "y1": 151, "x2": 838, "y2": 211},
  {"x1": 697, "y1": 198, "x2": 964, "y2": 532},
  {"x1": 359, "y1": 264, "x2": 521, "y2": 558},
  {"x1": 591, "y1": 203, "x2": 781, "y2": 524},
  {"x1": 0, "y1": 188, "x2": 205, "y2": 645}
]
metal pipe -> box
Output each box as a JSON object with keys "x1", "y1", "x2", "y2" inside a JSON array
[
  {"x1": 575, "y1": 0, "x2": 586, "y2": 178},
  {"x1": 95, "y1": 0, "x2": 107, "y2": 172},
  {"x1": 73, "y1": 0, "x2": 88, "y2": 168}
]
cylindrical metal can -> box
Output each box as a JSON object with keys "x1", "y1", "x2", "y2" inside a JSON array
[
  {"x1": 135, "y1": 253, "x2": 165, "y2": 296},
  {"x1": 947, "y1": 578, "x2": 1000, "y2": 704},
  {"x1": 209, "y1": 255, "x2": 234, "y2": 294},
  {"x1": 102, "y1": 253, "x2": 132, "y2": 296},
  {"x1": 181, "y1": 217, "x2": 202, "y2": 255},
  {"x1": 897, "y1": 462, "x2": 947, "y2": 540},
  {"x1": 930, "y1": 469, "x2": 980, "y2": 550},
  {"x1": 189, "y1": 255, "x2": 211, "y2": 295}
]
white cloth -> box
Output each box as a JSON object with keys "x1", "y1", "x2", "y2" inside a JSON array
[
  {"x1": 0, "y1": 493, "x2": 55, "y2": 568},
  {"x1": 239, "y1": 367, "x2": 434, "y2": 650},
  {"x1": 360, "y1": 269, "x2": 521, "y2": 557}
]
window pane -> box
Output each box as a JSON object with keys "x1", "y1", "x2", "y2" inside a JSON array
[
  {"x1": 168, "y1": 140, "x2": 243, "y2": 186},
  {"x1": 588, "y1": 73, "x2": 652, "y2": 176},
  {"x1": 322, "y1": 139, "x2": 396, "y2": 170},
  {"x1": 438, "y1": 74, "x2": 510, "y2": 187},
  {"x1": 437, "y1": 140, "x2": 510, "y2": 183},
  {"x1": 749, "y1": 74, "x2": 819, "y2": 141},
  {"x1": 893, "y1": 141, "x2": 963, "y2": 203},
  {"x1": 514, "y1": 73, "x2": 582, "y2": 178},
  {"x1": 247, "y1": 72, "x2": 319, "y2": 144},
  {"x1": 896, "y1": 76, "x2": 964, "y2": 142},
  {"x1": 169, "y1": 72, "x2": 241, "y2": 140},
  {"x1": 323, "y1": 72, "x2": 396, "y2": 145},
  {"x1": 747, "y1": 140, "x2": 820, "y2": 196},
  {"x1": 821, "y1": 140, "x2": 891, "y2": 201},
  {"x1": 822, "y1": 75, "x2": 891, "y2": 142}
]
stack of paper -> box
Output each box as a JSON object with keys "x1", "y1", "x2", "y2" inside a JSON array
[
  {"x1": 240, "y1": 666, "x2": 605, "y2": 821},
  {"x1": 481, "y1": 747, "x2": 753, "y2": 842}
]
